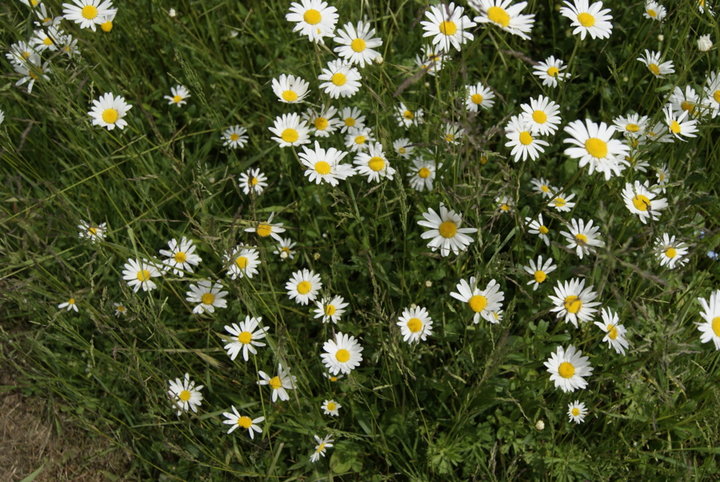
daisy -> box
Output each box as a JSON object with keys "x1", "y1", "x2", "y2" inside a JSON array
[
  {"x1": 345, "y1": 127, "x2": 374, "y2": 152},
  {"x1": 318, "y1": 60, "x2": 362, "y2": 99},
  {"x1": 697, "y1": 290, "x2": 720, "y2": 350},
  {"x1": 321, "y1": 332, "x2": 363, "y2": 375},
  {"x1": 642, "y1": 122, "x2": 673, "y2": 144},
  {"x1": 313, "y1": 295, "x2": 349, "y2": 323},
  {"x1": 504, "y1": 115, "x2": 548, "y2": 162},
  {"x1": 300, "y1": 141, "x2": 355, "y2": 186},
  {"x1": 269, "y1": 113, "x2": 311, "y2": 147},
  {"x1": 393, "y1": 138, "x2": 414, "y2": 158},
  {"x1": 34, "y1": 4, "x2": 60, "y2": 27},
  {"x1": 224, "y1": 246, "x2": 260, "y2": 280},
  {"x1": 223, "y1": 316, "x2": 269, "y2": 361},
  {"x1": 563, "y1": 119, "x2": 630, "y2": 180},
  {"x1": 58, "y1": 297, "x2": 79, "y2": 312},
  {"x1": 324, "y1": 372, "x2": 344, "y2": 382},
  {"x1": 567, "y1": 401, "x2": 588, "y2": 423},
  {"x1": 655, "y1": 233, "x2": 689, "y2": 269},
  {"x1": 442, "y1": 123, "x2": 464, "y2": 144},
  {"x1": 613, "y1": 113, "x2": 648, "y2": 138},
  {"x1": 450, "y1": 277, "x2": 505, "y2": 324},
  {"x1": 238, "y1": 168, "x2": 268, "y2": 195},
  {"x1": 186, "y1": 280, "x2": 228, "y2": 314},
  {"x1": 99, "y1": 10, "x2": 115, "y2": 32},
  {"x1": 655, "y1": 164, "x2": 670, "y2": 191},
  {"x1": 703, "y1": 71, "x2": 720, "y2": 118},
  {"x1": 544, "y1": 345, "x2": 593, "y2": 392},
  {"x1": 408, "y1": 157, "x2": 439, "y2": 192},
  {"x1": 533, "y1": 56, "x2": 570, "y2": 88},
  {"x1": 637, "y1": 50, "x2": 674, "y2": 78},
  {"x1": 222, "y1": 125, "x2": 248, "y2": 149},
  {"x1": 496, "y1": 194, "x2": 514, "y2": 213},
  {"x1": 321, "y1": 399, "x2": 341, "y2": 416},
  {"x1": 353, "y1": 142, "x2": 396, "y2": 182},
  {"x1": 159, "y1": 237, "x2": 202, "y2": 276},
  {"x1": 286, "y1": 268, "x2": 322, "y2": 305},
  {"x1": 698, "y1": 34, "x2": 713, "y2": 52},
  {"x1": 271, "y1": 74, "x2": 310, "y2": 103},
  {"x1": 164, "y1": 85, "x2": 190, "y2": 107},
  {"x1": 113, "y1": 302, "x2": 127, "y2": 317},
  {"x1": 523, "y1": 255, "x2": 557, "y2": 290},
  {"x1": 465, "y1": 82, "x2": 495, "y2": 112},
  {"x1": 470, "y1": 0, "x2": 535, "y2": 40},
  {"x1": 664, "y1": 106, "x2": 698, "y2": 141},
  {"x1": 31, "y1": 26, "x2": 64, "y2": 52},
  {"x1": 548, "y1": 192, "x2": 576, "y2": 212},
  {"x1": 418, "y1": 204, "x2": 477, "y2": 257},
  {"x1": 62, "y1": 0, "x2": 116, "y2": 31},
  {"x1": 420, "y1": 2, "x2": 476, "y2": 52},
  {"x1": 167, "y1": 373, "x2": 203, "y2": 416},
  {"x1": 415, "y1": 44, "x2": 448, "y2": 75},
  {"x1": 594, "y1": 308, "x2": 629, "y2": 355},
  {"x1": 258, "y1": 364, "x2": 296, "y2": 403},
  {"x1": 397, "y1": 305, "x2": 434, "y2": 343},
  {"x1": 669, "y1": 85, "x2": 701, "y2": 118},
  {"x1": 549, "y1": 278, "x2": 600, "y2": 327},
  {"x1": 286, "y1": 0, "x2": 338, "y2": 43},
  {"x1": 395, "y1": 103, "x2": 424, "y2": 127},
  {"x1": 559, "y1": 0, "x2": 613, "y2": 40},
  {"x1": 622, "y1": 180, "x2": 667, "y2": 224},
  {"x1": 304, "y1": 105, "x2": 342, "y2": 137},
  {"x1": 222, "y1": 406, "x2": 264, "y2": 438},
  {"x1": 333, "y1": 21, "x2": 383, "y2": 67},
  {"x1": 526, "y1": 214, "x2": 551, "y2": 246},
  {"x1": 14, "y1": 57, "x2": 50, "y2": 93},
  {"x1": 77, "y1": 220, "x2": 106, "y2": 242},
  {"x1": 244, "y1": 213, "x2": 286, "y2": 241},
  {"x1": 89, "y1": 93, "x2": 131, "y2": 130},
  {"x1": 310, "y1": 435, "x2": 334, "y2": 463},
  {"x1": 643, "y1": 1, "x2": 666, "y2": 21},
  {"x1": 121, "y1": 258, "x2": 161, "y2": 293},
  {"x1": 5, "y1": 41, "x2": 38, "y2": 67},
  {"x1": 273, "y1": 237, "x2": 297, "y2": 260},
  {"x1": 531, "y1": 178, "x2": 555, "y2": 197},
  {"x1": 338, "y1": 106, "x2": 366, "y2": 133},
  {"x1": 520, "y1": 96, "x2": 561, "y2": 136},
  {"x1": 561, "y1": 218, "x2": 604, "y2": 259}
]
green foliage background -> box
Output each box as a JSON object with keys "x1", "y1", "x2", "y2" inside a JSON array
[{"x1": 2, "y1": 0, "x2": 720, "y2": 479}]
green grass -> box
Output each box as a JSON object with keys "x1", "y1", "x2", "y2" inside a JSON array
[{"x1": 2, "y1": 0, "x2": 720, "y2": 479}]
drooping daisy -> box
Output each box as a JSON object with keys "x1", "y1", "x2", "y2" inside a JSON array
[
  {"x1": 121, "y1": 258, "x2": 161, "y2": 293},
  {"x1": 164, "y1": 85, "x2": 190, "y2": 107},
  {"x1": 318, "y1": 60, "x2": 362, "y2": 99},
  {"x1": 310, "y1": 435, "x2": 334, "y2": 463},
  {"x1": 338, "y1": 106, "x2": 366, "y2": 133},
  {"x1": 465, "y1": 82, "x2": 495, "y2": 112},
  {"x1": 504, "y1": 115, "x2": 549, "y2": 162},
  {"x1": 269, "y1": 113, "x2": 311, "y2": 147},
  {"x1": 418, "y1": 204, "x2": 477, "y2": 257},
  {"x1": 520, "y1": 96, "x2": 561, "y2": 135},
  {"x1": 549, "y1": 278, "x2": 600, "y2": 327},
  {"x1": 559, "y1": 0, "x2": 613, "y2": 40},
  {"x1": 321, "y1": 399, "x2": 341, "y2": 416},
  {"x1": 523, "y1": 255, "x2": 557, "y2": 290},
  {"x1": 397, "y1": 305, "x2": 433, "y2": 343},
  {"x1": 441, "y1": 123, "x2": 465, "y2": 144},
  {"x1": 567, "y1": 400, "x2": 588, "y2": 423},
  {"x1": 186, "y1": 280, "x2": 228, "y2": 314},
  {"x1": 273, "y1": 237, "x2": 297, "y2": 260},
  {"x1": 113, "y1": 302, "x2": 127, "y2": 316},
  {"x1": 159, "y1": 237, "x2": 202, "y2": 276},
  {"x1": 223, "y1": 316, "x2": 269, "y2": 361},
  {"x1": 613, "y1": 113, "x2": 649, "y2": 138},
  {"x1": 563, "y1": 119, "x2": 630, "y2": 180},
  {"x1": 643, "y1": 1, "x2": 667, "y2": 21},
  {"x1": 224, "y1": 246, "x2": 260, "y2": 280},
  {"x1": 77, "y1": 220, "x2": 106, "y2": 243},
  {"x1": 697, "y1": 290, "x2": 720, "y2": 350},
  {"x1": 89, "y1": 93, "x2": 131, "y2": 130},
  {"x1": 526, "y1": 214, "x2": 551, "y2": 246},
  {"x1": 664, "y1": 106, "x2": 698, "y2": 141},
  {"x1": 561, "y1": 218, "x2": 604, "y2": 259},
  {"x1": 98, "y1": 10, "x2": 115, "y2": 32},
  {"x1": 333, "y1": 21, "x2": 383, "y2": 67},
  {"x1": 271, "y1": 74, "x2": 310, "y2": 103},
  {"x1": 450, "y1": 277, "x2": 505, "y2": 324},
  {"x1": 594, "y1": 308, "x2": 629, "y2": 355},
  {"x1": 58, "y1": 297, "x2": 79, "y2": 312},
  {"x1": 421, "y1": 2, "x2": 476, "y2": 52},
  {"x1": 222, "y1": 406, "x2": 264, "y2": 438},
  {"x1": 344, "y1": 127, "x2": 374, "y2": 152},
  {"x1": 244, "y1": 213, "x2": 286, "y2": 241},
  {"x1": 669, "y1": 85, "x2": 701, "y2": 118},
  {"x1": 353, "y1": 142, "x2": 396, "y2": 182},
  {"x1": 286, "y1": 268, "x2": 322, "y2": 305},
  {"x1": 655, "y1": 233, "x2": 689, "y2": 269},
  {"x1": 313, "y1": 295, "x2": 349, "y2": 324},
  {"x1": 621, "y1": 180, "x2": 667, "y2": 223},
  {"x1": 304, "y1": 105, "x2": 342, "y2": 137},
  {"x1": 531, "y1": 178, "x2": 556, "y2": 198},
  {"x1": 258, "y1": 364, "x2": 296, "y2": 403},
  {"x1": 637, "y1": 50, "x2": 674, "y2": 78},
  {"x1": 167, "y1": 373, "x2": 203, "y2": 416},
  {"x1": 415, "y1": 44, "x2": 448, "y2": 75},
  {"x1": 286, "y1": 0, "x2": 338, "y2": 44},
  {"x1": 703, "y1": 71, "x2": 720, "y2": 118},
  {"x1": 548, "y1": 192, "x2": 576, "y2": 212},
  {"x1": 222, "y1": 125, "x2": 249, "y2": 149},
  {"x1": 62, "y1": 0, "x2": 116, "y2": 31},
  {"x1": 300, "y1": 141, "x2": 355, "y2": 186},
  {"x1": 238, "y1": 168, "x2": 268, "y2": 196},
  {"x1": 470, "y1": 0, "x2": 535, "y2": 40},
  {"x1": 533, "y1": 56, "x2": 570, "y2": 88},
  {"x1": 544, "y1": 345, "x2": 593, "y2": 392},
  {"x1": 393, "y1": 138, "x2": 414, "y2": 158},
  {"x1": 321, "y1": 332, "x2": 363, "y2": 375},
  {"x1": 395, "y1": 103, "x2": 425, "y2": 127},
  {"x1": 408, "y1": 157, "x2": 439, "y2": 192}
]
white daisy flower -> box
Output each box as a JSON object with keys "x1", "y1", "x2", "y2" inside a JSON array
[
  {"x1": 58, "y1": 297, "x2": 79, "y2": 312},
  {"x1": 244, "y1": 213, "x2": 286, "y2": 241},
  {"x1": 313, "y1": 295, "x2": 349, "y2": 324},
  {"x1": 300, "y1": 141, "x2": 355, "y2": 186},
  {"x1": 224, "y1": 246, "x2": 260, "y2": 280},
  {"x1": 621, "y1": 180, "x2": 667, "y2": 224},
  {"x1": 271, "y1": 74, "x2": 310, "y2": 103},
  {"x1": 526, "y1": 214, "x2": 551, "y2": 246},
  {"x1": 567, "y1": 400, "x2": 588, "y2": 423},
  {"x1": 549, "y1": 278, "x2": 600, "y2": 327},
  {"x1": 258, "y1": 364, "x2": 296, "y2": 403},
  {"x1": 333, "y1": 21, "x2": 383, "y2": 67},
  {"x1": 559, "y1": 0, "x2": 613, "y2": 40},
  {"x1": 418, "y1": 204, "x2": 477, "y2": 257},
  {"x1": 344, "y1": 127, "x2": 374, "y2": 152},
  {"x1": 31, "y1": 26, "x2": 64, "y2": 52},
  {"x1": 121, "y1": 258, "x2": 161, "y2": 293},
  {"x1": 186, "y1": 280, "x2": 228, "y2": 314},
  {"x1": 310, "y1": 435, "x2": 334, "y2": 463},
  {"x1": 702, "y1": 71, "x2": 720, "y2": 118},
  {"x1": 504, "y1": 115, "x2": 549, "y2": 162},
  {"x1": 470, "y1": 0, "x2": 536, "y2": 40},
  {"x1": 269, "y1": 113, "x2": 311, "y2": 147},
  {"x1": 395, "y1": 103, "x2": 425, "y2": 127},
  {"x1": 397, "y1": 305, "x2": 434, "y2": 343},
  {"x1": 442, "y1": 123, "x2": 465, "y2": 144},
  {"x1": 533, "y1": 55, "x2": 570, "y2": 88},
  {"x1": 77, "y1": 220, "x2": 107, "y2": 243},
  {"x1": 420, "y1": 2, "x2": 477, "y2": 52},
  {"x1": 159, "y1": 237, "x2": 202, "y2": 276},
  {"x1": 594, "y1": 307, "x2": 629, "y2": 355},
  {"x1": 613, "y1": 113, "x2": 649, "y2": 138},
  {"x1": 318, "y1": 59, "x2": 362, "y2": 99},
  {"x1": 393, "y1": 138, "x2": 414, "y2": 158},
  {"x1": 520, "y1": 95, "x2": 561, "y2": 136},
  {"x1": 304, "y1": 105, "x2": 342, "y2": 137},
  {"x1": 523, "y1": 255, "x2": 557, "y2": 290},
  {"x1": 321, "y1": 332, "x2": 363, "y2": 375},
  {"x1": 338, "y1": 106, "x2": 366, "y2": 133},
  {"x1": 238, "y1": 168, "x2": 268, "y2": 195},
  {"x1": 637, "y1": 50, "x2": 674, "y2": 77},
  {"x1": 222, "y1": 406, "x2": 264, "y2": 438},
  {"x1": 285, "y1": 268, "x2": 322, "y2": 305},
  {"x1": 465, "y1": 81, "x2": 495, "y2": 112},
  {"x1": 531, "y1": 178, "x2": 555, "y2": 197},
  {"x1": 113, "y1": 302, "x2": 127, "y2": 317},
  {"x1": 544, "y1": 345, "x2": 594, "y2": 392},
  {"x1": 655, "y1": 233, "x2": 689, "y2": 269},
  {"x1": 223, "y1": 316, "x2": 269, "y2": 361},
  {"x1": 62, "y1": 0, "x2": 116, "y2": 31},
  {"x1": 14, "y1": 56, "x2": 50, "y2": 93},
  {"x1": 496, "y1": 194, "x2": 514, "y2": 213},
  {"x1": 5, "y1": 41, "x2": 38, "y2": 67},
  {"x1": 664, "y1": 106, "x2": 698, "y2": 141},
  {"x1": 450, "y1": 277, "x2": 505, "y2": 324},
  {"x1": 222, "y1": 125, "x2": 249, "y2": 149},
  {"x1": 321, "y1": 399, "x2": 341, "y2": 416},
  {"x1": 563, "y1": 119, "x2": 630, "y2": 180},
  {"x1": 697, "y1": 290, "x2": 720, "y2": 350},
  {"x1": 286, "y1": 0, "x2": 338, "y2": 44},
  {"x1": 408, "y1": 157, "x2": 439, "y2": 192},
  {"x1": 164, "y1": 85, "x2": 190, "y2": 107},
  {"x1": 668, "y1": 85, "x2": 701, "y2": 118},
  {"x1": 88, "y1": 93, "x2": 131, "y2": 130},
  {"x1": 167, "y1": 373, "x2": 203, "y2": 416},
  {"x1": 353, "y1": 142, "x2": 396, "y2": 183},
  {"x1": 273, "y1": 237, "x2": 297, "y2": 260},
  {"x1": 561, "y1": 218, "x2": 604, "y2": 259},
  {"x1": 415, "y1": 44, "x2": 448, "y2": 75},
  {"x1": 643, "y1": 1, "x2": 667, "y2": 21},
  {"x1": 548, "y1": 192, "x2": 576, "y2": 212}
]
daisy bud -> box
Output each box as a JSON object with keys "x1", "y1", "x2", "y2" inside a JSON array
[
  {"x1": 535, "y1": 420, "x2": 545, "y2": 430},
  {"x1": 425, "y1": 280, "x2": 432, "y2": 288},
  {"x1": 657, "y1": 34, "x2": 664, "y2": 42},
  {"x1": 698, "y1": 34, "x2": 713, "y2": 52},
  {"x1": 168, "y1": 8, "x2": 177, "y2": 17},
  {"x1": 374, "y1": 55, "x2": 384, "y2": 64}
]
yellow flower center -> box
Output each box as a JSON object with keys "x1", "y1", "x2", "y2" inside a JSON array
[
  {"x1": 281, "y1": 90, "x2": 298, "y2": 102},
  {"x1": 575, "y1": 233, "x2": 588, "y2": 244},
  {"x1": 201, "y1": 293, "x2": 215, "y2": 305},
  {"x1": 438, "y1": 20, "x2": 457, "y2": 35},
  {"x1": 519, "y1": 131, "x2": 533, "y2": 145},
  {"x1": 554, "y1": 197, "x2": 566, "y2": 207},
  {"x1": 102, "y1": 108, "x2": 119, "y2": 124},
  {"x1": 238, "y1": 331, "x2": 252, "y2": 344},
  {"x1": 335, "y1": 348, "x2": 350, "y2": 363},
  {"x1": 648, "y1": 63, "x2": 660, "y2": 76},
  {"x1": 571, "y1": 407, "x2": 581, "y2": 416},
  {"x1": 250, "y1": 177, "x2": 259, "y2": 186},
  {"x1": 713, "y1": 90, "x2": 720, "y2": 103},
  {"x1": 68, "y1": 298, "x2": 76, "y2": 305},
  {"x1": 237, "y1": 416, "x2": 252, "y2": 428},
  {"x1": 280, "y1": 128, "x2": 299, "y2": 143},
  {"x1": 315, "y1": 161, "x2": 331, "y2": 175},
  {"x1": 626, "y1": 123, "x2": 640, "y2": 132},
  {"x1": 534, "y1": 271, "x2": 547, "y2": 283},
  {"x1": 398, "y1": 147, "x2": 406, "y2": 154},
  {"x1": 303, "y1": 9, "x2": 321, "y2": 25},
  {"x1": 647, "y1": 8, "x2": 657, "y2": 17},
  {"x1": 539, "y1": 225, "x2": 549, "y2": 234},
  {"x1": 418, "y1": 167, "x2": 431, "y2": 179},
  {"x1": 172, "y1": 95, "x2": 183, "y2": 103},
  {"x1": 229, "y1": 133, "x2": 240, "y2": 141},
  {"x1": 351, "y1": 38, "x2": 366, "y2": 52},
  {"x1": 403, "y1": 110, "x2": 414, "y2": 119},
  {"x1": 314, "y1": 117, "x2": 328, "y2": 130},
  {"x1": 444, "y1": 133, "x2": 455, "y2": 142},
  {"x1": 558, "y1": 362, "x2": 576, "y2": 378},
  {"x1": 269, "y1": 376, "x2": 282, "y2": 390},
  {"x1": 577, "y1": 12, "x2": 595, "y2": 27},
  {"x1": 669, "y1": 120, "x2": 681, "y2": 134},
  {"x1": 344, "y1": 117, "x2": 356, "y2": 127},
  {"x1": 81, "y1": 5, "x2": 98, "y2": 19},
  {"x1": 325, "y1": 304, "x2": 336, "y2": 316},
  {"x1": 88, "y1": 226, "x2": 98, "y2": 235},
  {"x1": 468, "y1": 295, "x2": 488, "y2": 313},
  {"x1": 712, "y1": 317, "x2": 720, "y2": 337},
  {"x1": 532, "y1": 110, "x2": 548, "y2": 124},
  {"x1": 438, "y1": 220, "x2": 457, "y2": 238},
  {"x1": 664, "y1": 247, "x2": 677, "y2": 258},
  {"x1": 174, "y1": 251, "x2": 187, "y2": 263},
  {"x1": 470, "y1": 93, "x2": 484, "y2": 104},
  {"x1": 487, "y1": 6, "x2": 511, "y2": 27},
  {"x1": 547, "y1": 66, "x2": 559, "y2": 77},
  {"x1": 368, "y1": 156, "x2": 385, "y2": 171},
  {"x1": 607, "y1": 324, "x2": 618, "y2": 340},
  {"x1": 331, "y1": 72, "x2": 347, "y2": 86},
  {"x1": 354, "y1": 135, "x2": 366, "y2": 144},
  {"x1": 326, "y1": 401, "x2": 337, "y2": 411},
  {"x1": 256, "y1": 223, "x2": 272, "y2": 237},
  {"x1": 564, "y1": 295, "x2": 582, "y2": 314},
  {"x1": 235, "y1": 256, "x2": 248, "y2": 269},
  {"x1": 136, "y1": 270, "x2": 151, "y2": 282},
  {"x1": 680, "y1": 101, "x2": 694, "y2": 112},
  {"x1": 316, "y1": 443, "x2": 326, "y2": 453},
  {"x1": 584, "y1": 137, "x2": 608, "y2": 158},
  {"x1": 100, "y1": 21, "x2": 113, "y2": 32},
  {"x1": 500, "y1": 204, "x2": 510, "y2": 212},
  {"x1": 407, "y1": 317, "x2": 423, "y2": 333},
  {"x1": 297, "y1": 281, "x2": 312, "y2": 295},
  {"x1": 178, "y1": 390, "x2": 191, "y2": 401},
  {"x1": 632, "y1": 194, "x2": 651, "y2": 211}
]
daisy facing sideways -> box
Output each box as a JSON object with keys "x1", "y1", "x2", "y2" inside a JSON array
[
  {"x1": 244, "y1": 213, "x2": 286, "y2": 241},
  {"x1": 621, "y1": 180, "x2": 667, "y2": 224},
  {"x1": 418, "y1": 204, "x2": 477, "y2": 256},
  {"x1": 637, "y1": 50, "x2": 674, "y2": 78},
  {"x1": 697, "y1": 290, "x2": 720, "y2": 350},
  {"x1": 77, "y1": 220, "x2": 106, "y2": 243},
  {"x1": 223, "y1": 316, "x2": 269, "y2": 361},
  {"x1": 450, "y1": 277, "x2": 505, "y2": 324},
  {"x1": 548, "y1": 277, "x2": 600, "y2": 327},
  {"x1": 594, "y1": 307, "x2": 629, "y2": 355},
  {"x1": 544, "y1": 345, "x2": 593, "y2": 392},
  {"x1": 310, "y1": 435, "x2": 334, "y2": 463}
]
